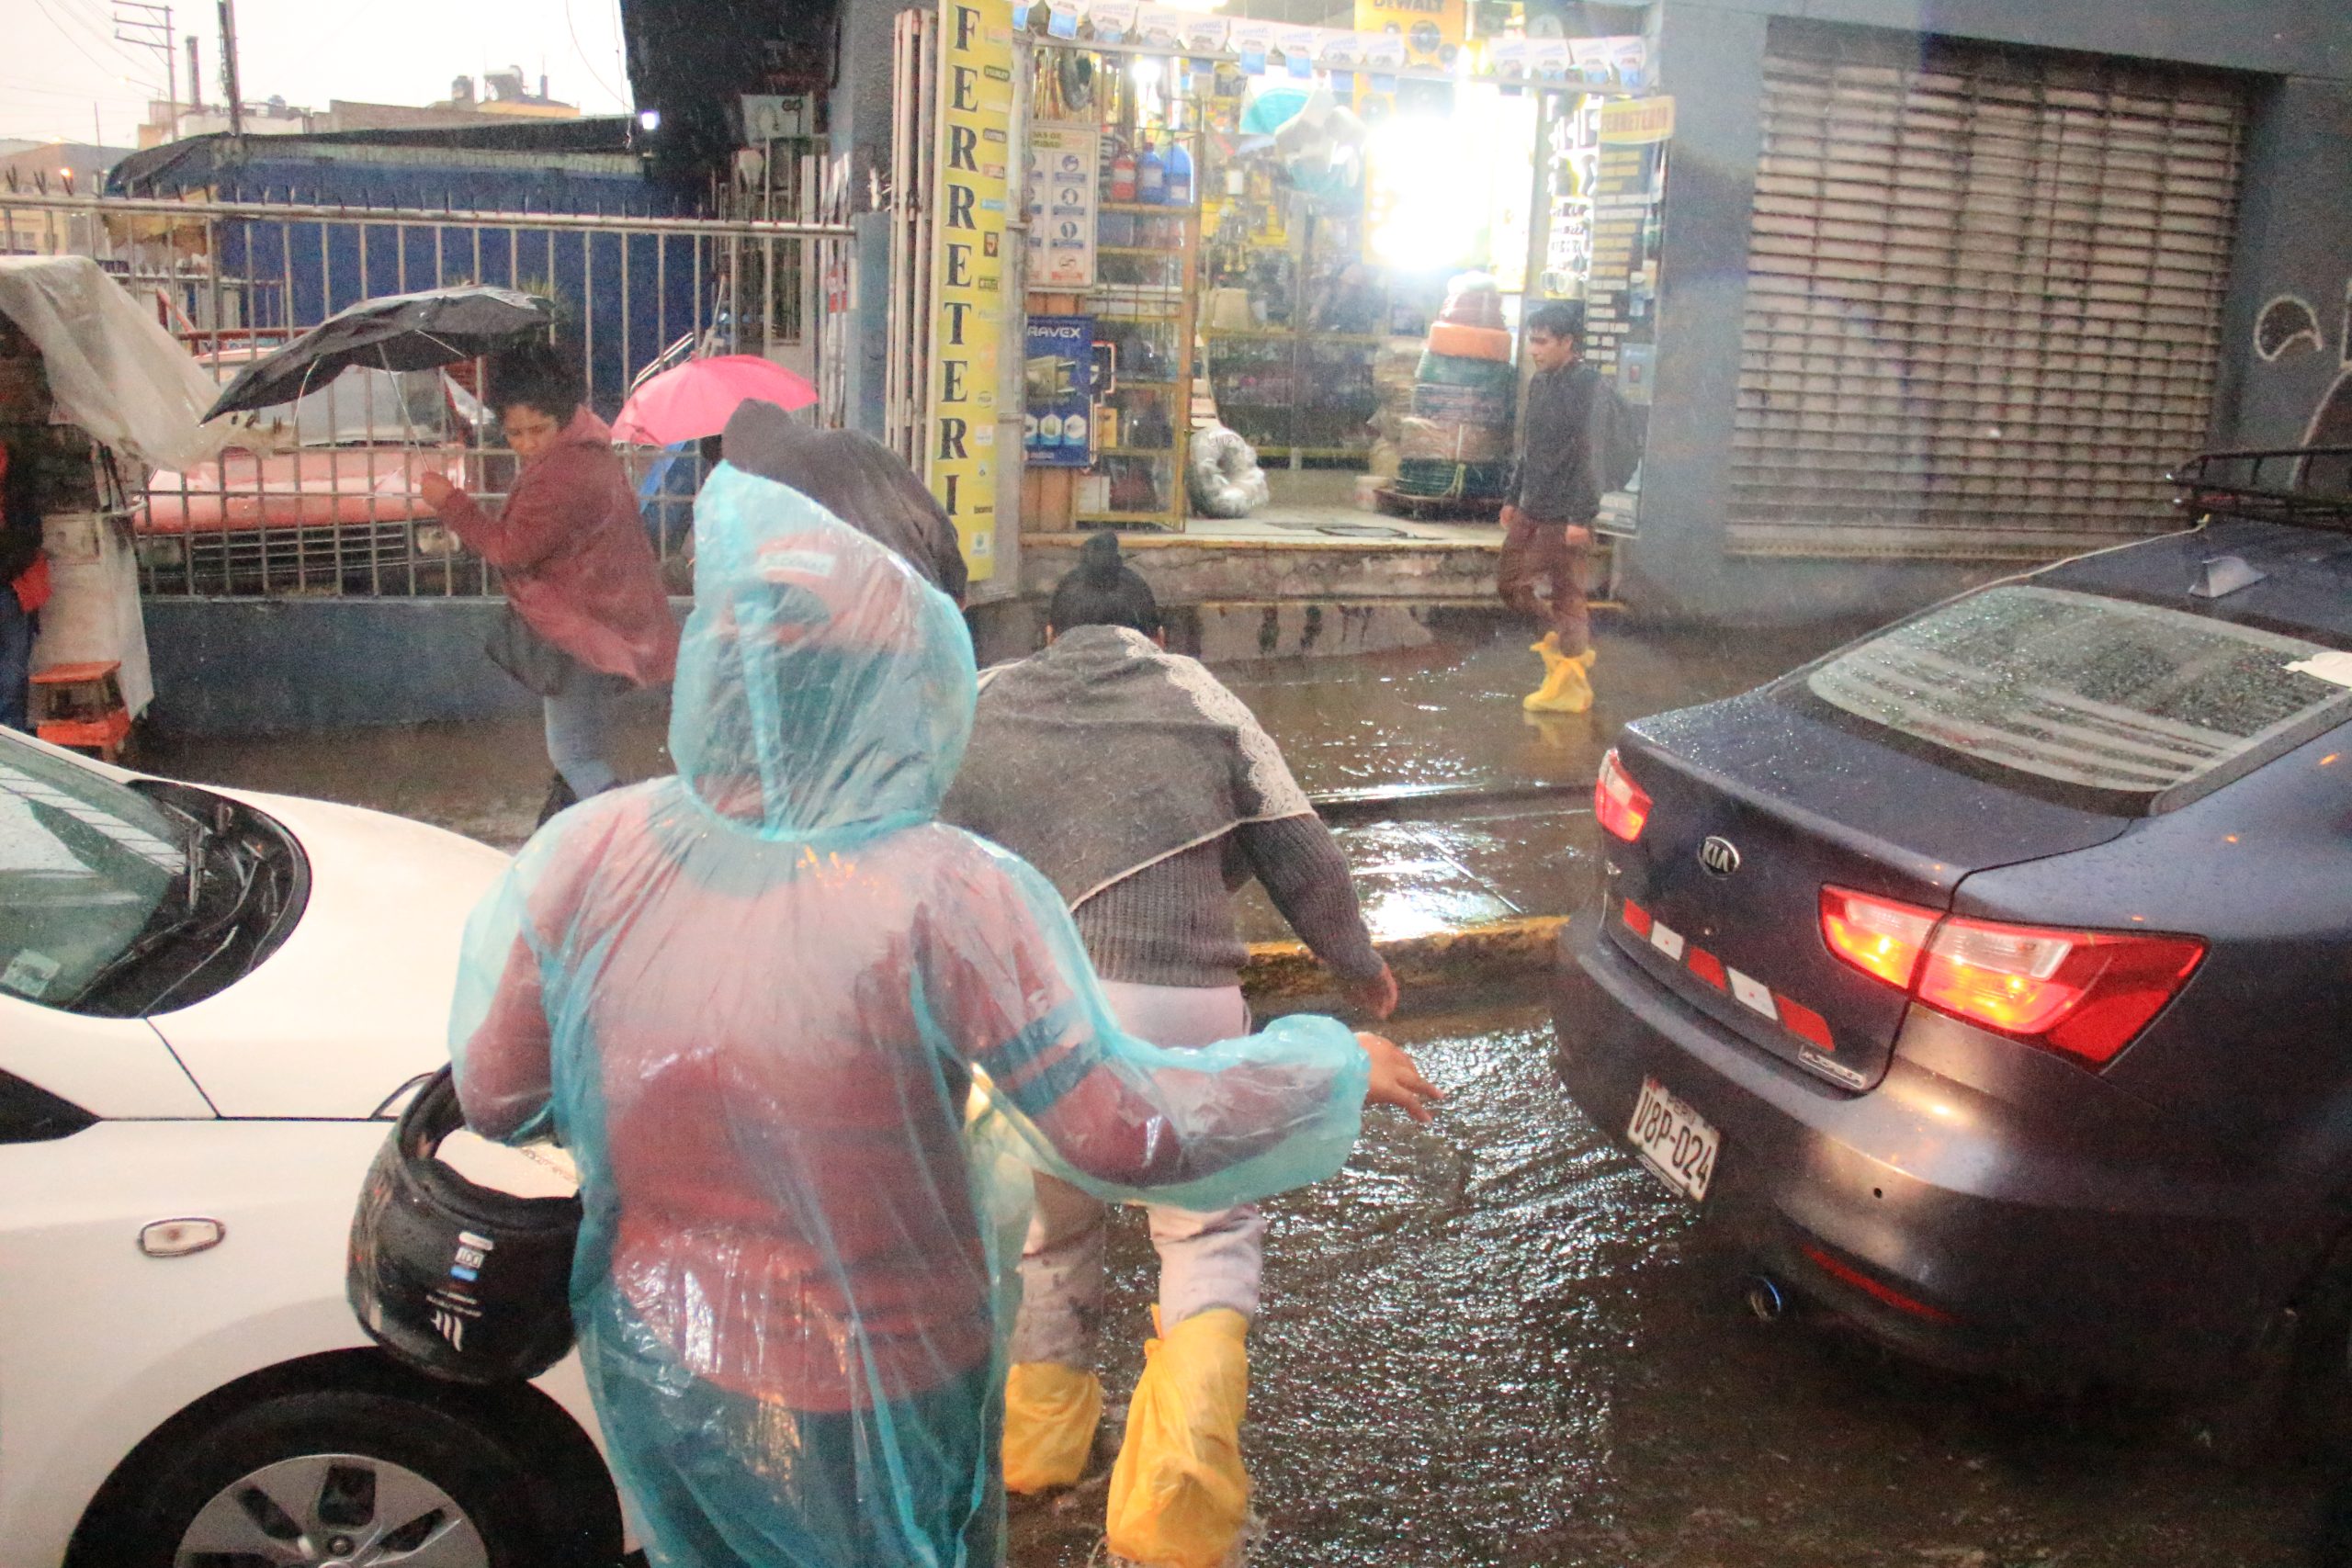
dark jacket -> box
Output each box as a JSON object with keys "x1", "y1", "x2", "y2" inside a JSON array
[
  {"x1": 1508, "y1": 361, "x2": 1636, "y2": 525},
  {"x1": 0, "y1": 444, "x2": 43, "y2": 593},
  {"x1": 721, "y1": 400, "x2": 969, "y2": 604}
]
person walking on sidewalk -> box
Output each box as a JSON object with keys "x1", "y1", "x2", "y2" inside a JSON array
[
  {"x1": 942, "y1": 533, "x2": 1418, "y2": 1568},
  {"x1": 1498, "y1": 302, "x2": 1634, "y2": 716},
  {"x1": 420, "y1": 343, "x2": 678, "y2": 825}
]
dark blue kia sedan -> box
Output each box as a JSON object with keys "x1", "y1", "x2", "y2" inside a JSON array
[{"x1": 1552, "y1": 448, "x2": 2352, "y2": 1420}]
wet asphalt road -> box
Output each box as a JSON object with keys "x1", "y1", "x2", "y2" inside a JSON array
[
  {"x1": 143, "y1": 622, "x2": 2334, "y2": 1565},
  {"x1": 1010, "y1": 1001, "x2": 2326, "y2": 1568}
]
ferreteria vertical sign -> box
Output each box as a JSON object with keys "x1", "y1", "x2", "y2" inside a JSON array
[{"x1": 928, "y1": 0, "x2": 1013, "y2": 582}]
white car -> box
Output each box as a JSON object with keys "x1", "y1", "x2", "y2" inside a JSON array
[{"x1": 0, "y1": 727, "x2": 625, "y2": 1568}]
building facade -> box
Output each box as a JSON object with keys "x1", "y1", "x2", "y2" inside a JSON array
[{"x1": 1631, "y1": 0, "x2": 2352, "y2": 622}]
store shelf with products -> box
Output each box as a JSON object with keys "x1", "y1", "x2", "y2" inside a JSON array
[
  {"x1": 1204, "y1": 331, "x2": 1380, "y2": 467},
  {"x1": 1077, "y1": 160, "x2": 1200, "y2": 529},
  {"x1": 1196, "y1": 196, "x2": 1387, "y2": 468},
  {"x1": 1018, "y1": 39, "x2": 1205, "y2": 533}
]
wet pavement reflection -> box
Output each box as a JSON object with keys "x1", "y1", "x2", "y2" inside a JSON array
[
  {"x1": 1014, "y1": 1003, "x2": 2324, "y2": 1568},
  {"x1": 1211, "y1": 621, "x2": 1874, "y2": 796},
  {"x1": 144, "y1": 620, "x2": 1863, "y2": 857}
]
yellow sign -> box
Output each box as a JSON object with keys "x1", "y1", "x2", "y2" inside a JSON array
[
  {"x1": 1600, "y1": 95, "x2": 1676, "y2": 144},
  {"x1": 928, "y1": 0, "x2": 1013, "y2": 582},
  {"x1": 1351, "y1": 0, "x2": 1464, "y2": 72}
]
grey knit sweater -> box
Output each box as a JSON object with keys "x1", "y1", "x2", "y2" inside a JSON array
[{"x1": 1073, "y1": 814, "x2": 1384, "y2": 989}]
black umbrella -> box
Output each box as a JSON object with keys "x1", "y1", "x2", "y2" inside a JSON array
[{"x1": 202, "y1": 286, "x2": 553, "y2": 422}]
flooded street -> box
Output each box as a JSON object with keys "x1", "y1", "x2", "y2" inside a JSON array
[
  {"x1": 143, "y1": 623, "x2": 2332, "y2": 1566},
  {"x1": 1015, "y1": 1003, "x2": 2324, "y2": 1568}
]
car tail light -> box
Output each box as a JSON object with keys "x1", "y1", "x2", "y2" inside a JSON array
[
  {"x1": 1917, "y1": 917, "x2": 2205, "y2": 1066},
  {"x1": 1820, "y1": 888, "x2": 1936, "y2": 989},
  {"x1": 1820, "y1": 886, "x2": 2205, "y2": 1068},
  {"x1": 1595, "y1": 749, "x2": 1652, "y2": 843}
]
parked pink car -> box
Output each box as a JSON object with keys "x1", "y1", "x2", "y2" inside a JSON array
[{"x1": 138, "y1": 356, "x2": 492, "y2": 593}]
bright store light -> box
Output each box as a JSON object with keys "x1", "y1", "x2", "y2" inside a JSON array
[{"x1": 1365, "y1": 113, "x2": 1487, "y2": 271}]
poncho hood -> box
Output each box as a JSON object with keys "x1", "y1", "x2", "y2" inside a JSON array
[{"x1": 672, "y1": 463, "x2": 976, "y2": 838}]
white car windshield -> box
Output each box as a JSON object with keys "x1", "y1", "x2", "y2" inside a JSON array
[{"x1": 0, "y1": 733, "x2": 183, "y2": 1008}]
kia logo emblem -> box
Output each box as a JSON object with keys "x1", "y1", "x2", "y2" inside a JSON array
[{"x1": 1699, "y1": 836, "x2": 1741, "y2": 876}]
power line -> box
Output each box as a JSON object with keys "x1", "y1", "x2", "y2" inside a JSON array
[
  {"x1": 30, "y1": 0, "x2": 130, "y2": 81},
  {"x1": 0, "y1": 79, "x2": 130, "y2": 101},
  {"x1": 604, "y1": 0, "x2": 635, "y2": 109},
  {"x1": 59, "y1": 0, "x2": 152, "y2": 73},
  {"x1": 563, "y1": 0, "x2": 626, "y2": 109}
]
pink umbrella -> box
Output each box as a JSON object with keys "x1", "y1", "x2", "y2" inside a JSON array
[{"x1": 609, "y1": 355, "x2": 818, "y2": 446}]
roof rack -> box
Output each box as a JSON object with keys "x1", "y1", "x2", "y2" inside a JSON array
[{"x1": 2171, "y1": 446, "x2": 2352, "y2": 531}]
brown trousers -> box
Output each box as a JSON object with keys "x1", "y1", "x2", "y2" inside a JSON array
[{"x1": 1498, "y1": 515, "x2": 1593, "y2": 656}]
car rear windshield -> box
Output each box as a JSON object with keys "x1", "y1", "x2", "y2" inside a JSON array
[{"x1": 1794, "y1": 584, "x2": 2352, "y2": 810}]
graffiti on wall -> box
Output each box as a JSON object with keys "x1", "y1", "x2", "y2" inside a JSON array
[
  {"x1": 2253, "y1": 279, "x2": 2352, "y2": 446},
  {"x1": 2255, "y1": 295, "x2": 2322, "y2": 362}
]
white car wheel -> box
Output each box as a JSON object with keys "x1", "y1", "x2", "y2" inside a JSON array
[
  {"x1": 76, "y1": 1384, "x2": 617, "y2": 1568},
  {"x1": 175, "y1": 1451, "x2": 490, "y2": 1568}
]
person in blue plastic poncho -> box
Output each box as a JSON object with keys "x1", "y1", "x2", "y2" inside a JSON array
[{"x1": 447, "y1": 464, "x2": 1438, "y2": 1568}]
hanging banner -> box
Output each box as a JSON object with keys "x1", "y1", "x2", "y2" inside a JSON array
[
  {"x1": 1136, "y1": 4, "x2": 1188, "y2": 50},
  {"x1": 928, "y1": 0, "x2": 1013, "y2": 581},
  {"x1": 1351, "y1": 0, "x2": 1464, "y2": 73},
  {"x1": 1584, "y1": 118, "x2": 1668, "y2": 374},
  {"x1": 1600, "y1": 94, "x2": 1676, "y2": 144},
  {"x1": 1023, "y1": 314, "x2": 1097, "y2": 468},
  {"x1": 1025, "y1": 123, "x2": 1099, "y2": 288}
]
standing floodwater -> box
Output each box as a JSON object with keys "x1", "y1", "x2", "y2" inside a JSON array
[{"x1": 1014, "y1": 1003, "x2": 2322, "y2": 1568}]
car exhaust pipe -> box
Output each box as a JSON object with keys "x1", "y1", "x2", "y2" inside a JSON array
[{"x1": 1744, "y1": 1274, "x2": 1787, "y2": 1324}]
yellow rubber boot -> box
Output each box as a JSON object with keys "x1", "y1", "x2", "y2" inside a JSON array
[
  {"x1": 1003, "y1": 1362, "x2": 1104, "y2": 1495},
  {"x1": 1530, "y1": 630, "x2": 1564, "y2": 668},
  {"x1": 1522, "y1": 654, "x2": 1593, "y2": 715},
  {"x1": 1576, "y1": 644, "x2": 1599, "y2": 670},
  {"x1": 1105, "y1": 1308, "x2": 1250, "y2": 1568}
]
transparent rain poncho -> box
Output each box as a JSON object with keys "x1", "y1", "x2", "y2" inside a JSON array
[{"x1": 448, "y1": 464, "x2": 1371, "y2": 1568}]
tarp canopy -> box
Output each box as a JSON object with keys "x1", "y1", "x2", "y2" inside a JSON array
[{"x1": 0, "y1": 256, "x2": 227, "y2": 472}]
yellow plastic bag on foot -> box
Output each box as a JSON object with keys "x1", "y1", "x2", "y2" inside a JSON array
[
  {"x1": 1105, "y1": 1308, "x2": 1250, "y2": 1568},
  {"x1": 1522, "y1": 656, "x2": 1592, "y2": 715},
  {"x1": 1004, "y1": 1362, "x2": 1104, "y2": 1494}
]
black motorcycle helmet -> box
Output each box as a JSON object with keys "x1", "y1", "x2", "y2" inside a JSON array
[{"x1": 346, "y1": 1066, "x2": 582, "y2": 1385}]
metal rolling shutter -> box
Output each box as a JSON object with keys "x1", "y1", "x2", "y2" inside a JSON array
[{"x1": 1728, "y1": 28, "x2": 2246, "y2": 559}]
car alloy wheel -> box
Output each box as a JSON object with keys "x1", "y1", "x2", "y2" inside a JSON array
[{"x1": 175, "y1": 1452, "x2": 489, "y2": 1568}]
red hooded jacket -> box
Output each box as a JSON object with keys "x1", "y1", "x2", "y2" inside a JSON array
[{"x1": 433, "y1": 409, "x2": 678, "y2": 686}]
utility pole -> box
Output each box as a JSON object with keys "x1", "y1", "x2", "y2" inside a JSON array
[
  {"x1": 187, "y1": 34, "x2": 203, "y2": 113},
  {"x1": 217, "y1": 0, "x2": 243, "y2": 137},
  {"x1": 112, "y1": 3, "x2": 176, "y2": 141}
]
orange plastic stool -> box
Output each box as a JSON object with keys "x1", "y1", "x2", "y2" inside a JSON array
[{"x1": 32, "y1": 660, "x2": 132, "y2": 761}]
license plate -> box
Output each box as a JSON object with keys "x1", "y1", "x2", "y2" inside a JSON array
[{"x1": 1628, "y1": 1076, "x2": 1720, "y2": 1202}]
